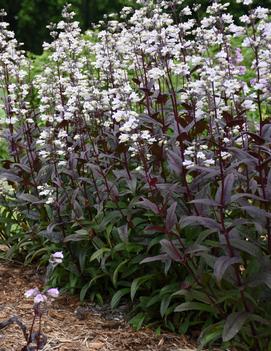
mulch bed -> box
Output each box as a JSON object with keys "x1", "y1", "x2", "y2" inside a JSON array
[{"x1": 0, "y1": 262, "x2": 196, "y2": 351}]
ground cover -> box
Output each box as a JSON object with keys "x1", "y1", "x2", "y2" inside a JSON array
[{"x1": 0, "y1": 262, "x2": 195, "y2": 351}]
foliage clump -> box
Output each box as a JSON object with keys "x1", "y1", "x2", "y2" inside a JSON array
[{"x1": 0, "y1": 1, "x2": 271, "y2": 349}]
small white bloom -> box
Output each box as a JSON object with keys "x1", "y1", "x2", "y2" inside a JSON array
[
  {"x1": 34, "y1": 294, "x2": 47, "y2": 304},
  {"x1": 46, "y1": 288, "x2": 60, "y2": 298}
]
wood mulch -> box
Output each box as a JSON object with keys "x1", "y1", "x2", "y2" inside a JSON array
[{"x1": 0, "y1": 262, "x2": 196, "y2": 351}]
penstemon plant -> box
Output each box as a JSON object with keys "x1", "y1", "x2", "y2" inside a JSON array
[{"x1": 0, "y1": 1, "x2": 271, "y2": 349}]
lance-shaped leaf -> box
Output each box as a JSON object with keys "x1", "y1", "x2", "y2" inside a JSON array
[
  {"x1": 160, "y1": 239, "x2": 182, "y2": 262},
  {"x1": 140, "y1": 254, "x2": 168, "y2": 264},
  {"x1": 185, "y1": 244, "x2": 209, "y2": 256},
  {"x1": 220, "y1": 238, "x2": 261, "y2": 257},
  {"x1": 17, "y1": 193, "x2": 40, "y2": 204},
  {"x1": 166, "y1": 201, "x2": 177, "y2": 232},
  {"x1": 247, "y1": 271, "x2": 271, "y2": 289},
  {"x1": 131, "y1": 274, "x2": 156, "y2": 301},
  {"x1": 242, "y1": 205, "x2": 271, "y2": 224},
  {"x1": 167, "y1": 149, "x2": 183, "y2": 175},
  {"x1": 1, "y1": 172, "x2": 22, "y2": 183},
  {"x1": 180, "y1": 216, "x2": 221, "y2": 231},
  {"x1": 214, "y1": 256, "x2": 242, "y2": 284},
  {"x1": 222, "y1": 311, "x2": 250, "y2": 342},
  {"x1": 136, "y1": 197, "x2": 160, "y2": 214},
  {"x1": 174, "y1": 302, "x2": 215, "y2": 313},
  {"x1": 190, "y1": 198, "x2": 219, "y2": 207},
  {"x1": 215, "y1": 173, "x2": 235, "y2": 205}
]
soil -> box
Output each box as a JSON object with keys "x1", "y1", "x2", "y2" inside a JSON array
[{"x1": 0, "y1": 262, "x2": 196, "y2": 351}]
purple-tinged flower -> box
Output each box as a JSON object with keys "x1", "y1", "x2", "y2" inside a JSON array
[
  {"x1": 46, "y1": 288, "x2": 59, "y2": 298},
  {"x1": 34, "y1": 294, "x2": 47, "y2": 304},
  {"x1": 50, "y1": 251, "x2": 64, "y2": 264},
  {"x1": 24, "y1": 288, "x2": 40, "y2": 298}
]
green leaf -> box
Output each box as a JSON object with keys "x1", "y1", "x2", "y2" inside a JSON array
[
  {"x1": 24, "y1": 247, "x2": 48, "y2": 264},
  {"x1": 131, "y1": 274, "x2": 155, "y2": 301},
  {"x1": 198, "y1": 322, "x2": 224, "y2": 349},
  {"x1": 80, "y1": 273, "x2": 106, "y2": 301},
  {"x1": 90, "y1": 247, "x2": 111, "y2": 262},
  {"x1": 112, "y1": 259, "x2": 129, "y2": 288},
  {"x1": 129, "y1": 312, "x2": 145, "y2": 330},
  {"x1": 63, "y1": 232, "x2": 88, "y2": 242},
  {"x1": 111, "y1": 288, "x2": 130, "y2": 309},
  {"x1": 174, "y1": 302, "x2": 215, "y2": 313},
  {"x1": 222, "y1": 311, "x2": 250, "y2": 342},
  {"x1": 160, "y1": 295, "x2": 172, "y2": 318}
]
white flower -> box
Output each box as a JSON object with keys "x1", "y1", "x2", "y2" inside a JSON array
[
  {"x1": 254, "y1": 7, "x2": 269, "y2": 20},
  {"x1": 34, "y1": 294, "x2": 47, "y2": 304},
  {"x1": 237, "y1": 0, "x2": 253, "y2": 5},
  {"x1": 24, "y1": 288, "x2": 40, "y2": 298},
  {"x1": 181, "y1": 6, "x2": 192, "y2": 16},
  {"x1": 182, "y1": 160, "x2": 194, "y2": 168},
  {"x1": 197, "y1": 151, "x2": 206, "y2": 160},
  {"x1": 46, "y1": 288, "x2": 60, "y2": 298},
  {"x1": 50, "y1": 251, "x2": 64, "y2": 264},
  {"x1": 221, "y1": 151, "x2": 231, "y2": 160},
  {"x1": 148, "y1": 67, "x2": 165, "y2": 80},
  {"x1": 204, "y1": 159, "x2": 215, "y2": 167},
  {"x1": 46, "y1": 197, "x2": 55, "y2": 205},
  {"x1": 119, "y1": 133, "x2": 130, "y2": 143},
  {"x1": 240, "y1": 15, "x2": 250, "y2": 24},
  {"x1": 243, "y1": 100, "x2": 256, "y2": 111}
]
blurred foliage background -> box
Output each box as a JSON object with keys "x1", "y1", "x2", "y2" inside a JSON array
[
  {"x1": 0, "y1": 0, "x2": 271, "y2": 53},
  {"x1": 0, "y1": 0, "x2": 133, "y2": 53}
]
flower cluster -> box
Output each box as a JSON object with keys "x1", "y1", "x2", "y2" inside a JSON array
[
  {"x1": 24, "y1": 287, "x2": 59, "y2": 305},
  {"x1": 25, "y1": 251, "x2": 62, "y2": 305},
  {"x1": 0, "y1": 177, "x2": 14, "y2": 196}
]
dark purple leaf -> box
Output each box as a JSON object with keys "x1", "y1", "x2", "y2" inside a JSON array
[
  {"x1": 37, "y1": 165, "x2": 54, "y2": 183},
  {"x1": 17, "y1": 193, "x2": 40, "y2": 204},
  {"x1": 12, "y1": 163, "x2": 31, "y2": 173},
  {"x1": 231, "y1": 193, "x2": 267, "y2": 203},
  {"x1": 166, "y1": 202, "x2": 177, "y2": 232},
  {"x1": 220, "y1": 238, "x2": 261, "y2": 257},
  {"x1": 214, "y1": 256, "x2": 242, "y2": 284},
  {"x1": 242, "y1": 205, "x2": 271, "y2": 224},
  {"x1": 247, "y1": 272, "x2": 271, "y2": 289},
  {"x1": 190, "y1": 199, "x2": 219, "y2": 207},
  {"x1": 185, "y1": 244, "x2": 209, "y2": 256},
  {"x1": 160, "y1": 239, "x2": 182, "y2": 262},
  {"x1": 167, "y1": 149, "x2": 183, "y2": 175},
  {"x1": 246, "y1": 132, "x2": 265, "y2": 145},
  {"x1": 140, "y1": 254, "x2": 168, "y2": 264},
  {"x1": 39, "y1": 230, "x2": 63, "y2": 243},
  {"x1": 157, "y1": 93, "x2": 168, "y2": 105},
  {"x1": 215, "y1": 173, "x2": 235, "y2": 205},
  {"x1": 222, "y1": 311, "x2": 250, "y2": 342},
  {"x1": 136, "y1": 197, "x2": 160, "y2": 214},
  {"x1": 0, "y1": 172, "x2": 22, "y2": 183},
  {"x1": 145, "y1": 225, "x2": 166, "y2": 233},
  {"x1": 73, "y1": 200, "x2": 84, "y2": 219},
  {"x1": 181, "y1": 216, "x2": 221, "y2": 231}
]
